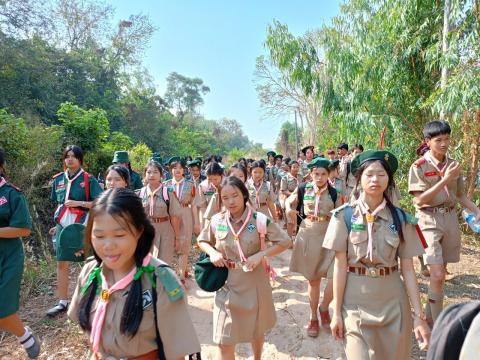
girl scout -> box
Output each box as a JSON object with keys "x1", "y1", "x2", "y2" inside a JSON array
[
  {"x1": 194, "y1": 162, "x2": 224, "y2": 232},
  {"x1": 47, "y1": 145, "x2": 103, "y2": 317},
  {"x1": 324, "y1": 150, "x2": 431, "y2": 359},
  {"x1": 68, "y1": 188, "x2": 201, "y2": 360},
  {"x1": 286, "y1": 157, "x2": 342, "y2": 337},
  {"x1": 0, "y1": 148, "x2": 40, "y2": 358},
  {"x1": 408, "y1": 120, "x2": 480, "y2": 325},
  {"x1": 137, "y1": 160, "x2": 181, "y2": 266},
  {"x1": 197, "y1": 176, "x2": 291, "y2": 359},
  {"x1": 105, "y1": 165, "x2": 130, "y2": 189},
  {"x1": 112, "y1": 151, "x2": 143, "y2": 190},
  {"x1": 279, "y1": 160, "x2": 301, "y2": 236},
  {"x1": 299, "y1": 145, "x2": 315, "y2": 180},
  {"x1": 246, "y1": 161, "x2": 278, "y2": 221},
  {"x1": 163, "y1": 158, "x2": 197, "y2": 284},
  {"x1": 328, "y1": 160, "x2": 346, "y2": 203}
]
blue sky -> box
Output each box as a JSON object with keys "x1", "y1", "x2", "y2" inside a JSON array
[{"x1": 113, "y1": 1, "x2": 341, "y2": 149}]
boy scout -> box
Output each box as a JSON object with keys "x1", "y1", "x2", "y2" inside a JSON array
[
  {"x1": 187, "y1": 159, "x2": 206, "y2": 186},
  {"x1": 47, "y1": 145, "x2": 103, "y2": 317},
  {"x1": 112, "y1": 150, "x2": 143, "y2": 190},
  {"x1": 0, "y1": 148, "x2": 41, "y2": 358},
  {"x1": 408, "y1": 120, "x2": 480, "y2": 324}
]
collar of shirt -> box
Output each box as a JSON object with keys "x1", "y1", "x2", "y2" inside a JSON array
[
  {"x1": 426, "y1": 150, "x2": 447, "y2": 168},
  {"x1": 228, "y1": 207, "x2": 250, "y2": 225},
  {"x1": 146, "y1": 184, "x2": 162, "y2": 197},
  {"x1": 173, "y1": 178, "x2": 184, "y2": 185},
  {"x1": 67, "y1": 168, "x2": 82, "y2": 180},
  {"x1": 357, "y1": 197, "x2": 390, "y2": 221}
]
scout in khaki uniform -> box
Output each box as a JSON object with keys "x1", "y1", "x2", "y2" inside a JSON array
[
  {"x1": 104, "y1": 165, "x2": 130, "y2": 190},
  {"x1": 299, "y1": 145, "x2": 315, "y2": 180},
  {"x1": 0, "y1": 148, "x2": 41, "y2": 358},
  {"x1": 194, "y1": 162, "x2": 224, "y2": 233},
  {"x1": 68, "y1": 188, "x2": 201, "y2": 360},
  {"x1": 112, "y1": 151, "x2": 143, "y2": 190},
  {"x1": 197, "y1": 176, "x2": 291, "y2": 359},
  {"x1": 408, "y1": 120, "x2": 480, "y2": 324},
  {"x1": 280, "y1": 160, "x2": 302, "y2": 236},
  {"x1": 163, "y1": 157, "x2": 198, "y2": 284},
  {"x1": 47, "y1": 145, "x2": 103, "y2": 317},
  {"x1": 265, "y1": 151, "x2": 278, "y2": 184},
  {"x1": 328, "y1": 159, "x2": 346, "y2": 204},
  {"x1": 286, "y1": 157, "x2": 342, "y2": 337},
  {"x1": 137, "y1": 160, "x2": 181, "y2": 266},
  {"x1": 187, "y1": 159, "x2": 206, "y2": 186},
  {"x1": 325, "y1": 150, "x2": 431, "y2": 360},
  {"x1": 246, "y1": 161, "x2": 278, "y2": 220}
]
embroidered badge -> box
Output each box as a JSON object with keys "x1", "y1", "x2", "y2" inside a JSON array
[
  {"x1": 142, "y1": 289, "x2": 153, "y2": 310},
  {"x1": 351, "y1": 215, "x2": 358, "y2": 223},
  {"x1": 79, "y1": 182, "x2": 85, "y2": 188},
  {"x1": 216, "y1": 224, "x2": 229, "y2": 232},
  {"x1": 0, "y1": 196, "x2": 7, "y2": 206},
  {"x1": 58, "y1": 180, "x2": 65, "y2": 186},
  {"x1": 303, "y1": 195, "x2": 315, "y2": 201},
  {"x1": 424, "y1": 171, "x2": 440, "y2": 177},
  {"x1": 389, "y1": 224, "x2": 398, "y2": 234},
  {"x1": 247, "y1": 223, "x2": 256, "y2": 232},
  {"x1": 351, "y1": 223, "x2": 366, "y2": 231}
]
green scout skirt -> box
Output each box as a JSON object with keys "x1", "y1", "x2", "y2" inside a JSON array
[{"x1": 0, "y1": 238, "x2": 24, "y2": 317}]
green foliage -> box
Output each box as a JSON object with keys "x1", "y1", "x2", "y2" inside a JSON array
[
  {"x1": 57, "y1": 102, "x2": 109, "y2": 152},
  {"x1": 0, "y1": 109, "x2": 28, "y2": 161},
  {"x1": 102, "y1": 131, "x2": 134, "y2": 153},
  {"x1": 164, "y1": 72, "x2": 211, "y2": 116},
  {"x1": 129, "y1": 143, "x2": 152, "y2": 173}
]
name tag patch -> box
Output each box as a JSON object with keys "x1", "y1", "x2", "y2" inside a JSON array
[
  {"x1": 216, "y1": 224, "x2": 228, "y2": 232},
  {"x1": 142, "y1": 289, "x2": 153, "y2": 310},
  {"x1": 351, "y1": 223, "x2": 366, "y2": 231},
  {"x1": 0, "y1": 196, "x2": 7, "y2": 206}
]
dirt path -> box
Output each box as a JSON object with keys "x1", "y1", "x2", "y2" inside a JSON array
[{"x1": 1, "y1": 238, "x2": 479, "y2": 359}]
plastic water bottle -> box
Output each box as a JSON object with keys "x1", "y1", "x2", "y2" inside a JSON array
[{"x1": 462, "y1": 209, "x2": 480, "y2": 233}]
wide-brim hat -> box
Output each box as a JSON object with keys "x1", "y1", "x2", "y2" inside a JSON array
[
  {"x1": 112, "y1": 151, "x2": 129, "y2": 164},
  {"x1": 187, "y1": 159, "x2": 202, "y2": 167},
  {"x1": 194, "y1": 253, "x2": 228, "y2": 292},
  {"x1": 57, "y1": 223, "x2": 85, "y2": 262},
  {"x1": 301, "y1": 145, "x2": 314, "y2": 155},
  {"x1": 350, "y1": 150, "x2": 398, "y2": 176}
]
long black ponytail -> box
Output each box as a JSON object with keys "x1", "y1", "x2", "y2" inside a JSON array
[{"x1": 78, "y1": 188, "x2": 155, "y2": 337}]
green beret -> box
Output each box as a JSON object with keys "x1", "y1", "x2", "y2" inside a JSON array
[
  {"x1": 307, "y1": 157, "x2": 331, "y2": 170},
  {"x1": 350, "y1": 150, "x2": 398, "y2": 176},
  {"x1": 266, "y1": 151, "x2": 276, "y2": 157},
  {"x1": 112, "y1": 150, "x2": 129, "y2": 164},
  {"x1": 57, "y1": 223, "x2": 85, "y2": 262},
  {"x1": 168, "y1": 156, "x2": 182, "y2": 165},
  {"x1": 274, "y1": 154, "x2": 283, "y2": 160},
  {"x1": 187, "y1": 159, "x2": 202, "y2": 167},
  {"x1": 194, "y1": 253, "x2": 228, "y2": 292},
  {"x1": 301, "y1": 145, "x2": 314, "y2": 155},
  {"x1": 150, "y1": 152, "x2": 162, "y2": 164},
  {"x1": 328, "y1": 159, "x2": 340, "y2": 169}
]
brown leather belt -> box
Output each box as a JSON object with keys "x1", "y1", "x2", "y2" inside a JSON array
[
  {"x1": 306, "y1": 215, "x2": 331, "y2": 222},
  {"x1": 149, "y1": 216, "x2": 169, "y2": 223},
  {"x1": 348, "y1": 265, "x2": 398, "y2": 277},
  {"x1": 226, "y1": 259, "x2": 243, "y2": 269},
  {"x1": 258, "y1": 202, "x2": 267, "y2": 206},
  {"x1": 95, "y1": 350, "x2": 158, "y2": 360},
  {"x1": 181, "y1": 203, "x2": 190, "y2": 208},
  {"x1": 421, "y1": 206, "x2": 455, "y2": 214}
]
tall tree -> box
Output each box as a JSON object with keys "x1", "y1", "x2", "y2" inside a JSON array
[{"x1": 164, "y1": 72, "x2": 210, "y2": 118}]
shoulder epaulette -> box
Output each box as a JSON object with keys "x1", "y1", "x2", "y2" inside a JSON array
[
  {"x1": 156, "y1": 265, "x2": 184, "y2": 301},
  {"x1": 6, "y1": 182, "x2": 23, "y2": 192},
  {"x1": 330, "y1": 203, "x2": 349, "y2": 217},
  {"x1": 413, "y1": 158, "x2": 427, "y2": 167},
  {"x1": 403, "y1": 211, "x2": 418, "y2": 225},
  {"x1": 253, "y1": 211, "x2": 272, "y2": 225},
  {"x1": 52, "y1": 172, "x2": 63, "y2": 179}
]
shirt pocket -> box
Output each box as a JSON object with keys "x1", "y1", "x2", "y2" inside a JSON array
[
  {"x1": 349, "y1": 231, "x2": 368, "y2": 259},
  {"x1": 381, "y1": 232, "x2": 400, "y2": 262},
  {"x1": 55, "y1": 187, "x2": 66, "y2": 203}
]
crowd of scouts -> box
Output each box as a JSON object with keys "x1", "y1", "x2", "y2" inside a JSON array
[{"x1": 1, "y1": 119, "x2": 480, "y2": 360}]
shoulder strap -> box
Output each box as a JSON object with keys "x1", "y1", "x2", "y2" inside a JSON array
[
  {"x1": 343, "y1": 205, "x2": 353, "y2": 233},
  {"x1": 327, "y1": 184, "x2": 337, "y2": 204},
  {"x1": 346, "y1": 162, "x2": 351, "y2": 178},
  {"x1": 84, "y1": 172, "x2": 89, "y2": 201},
  {"x1": 152, "y1": 271, "x2": 167, "y2": 360},
  {"x1": 139, "y1": 187, "x2": 146, "y2": 199},
  {"x1": 296, "y1": 182, "x2": 307, "y2": 216}
]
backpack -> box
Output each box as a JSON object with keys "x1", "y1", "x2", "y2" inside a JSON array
[
  {"x1": 427, "y1": 301, "x2": 480, "y2": 360},
  {"x1": 139, "y1": 186, "x2": 170, "y2": 211},
  {"x1": 296, "y1": 182, "x2": 338, "y2": 219}
]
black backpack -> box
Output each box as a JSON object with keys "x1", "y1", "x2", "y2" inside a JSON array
[
  {"x1": 427, "y1": 301, "x2": 480, "y2": 360},
  {"x1": 296, "y1": 182, "x2": 337, "y2": 220}
]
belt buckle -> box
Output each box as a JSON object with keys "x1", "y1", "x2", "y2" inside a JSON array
[{"x1": 367, "y1": 267, "x2": 379, "y2": 277}]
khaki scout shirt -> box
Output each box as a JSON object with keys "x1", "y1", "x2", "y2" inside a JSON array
[
  {"x1": 137, "y1": 185, "x2": 182, "y2": 218},
  {"x1": 194, "y1": 179, "x2": 217, "y2": 209},
  {"x1": 246, "y1": 179, "x2": 275, "y2": 207},
  {"x1": 323, "y1": 199, "x2": 425, "y2": 268},
  {"x1": 197, "y1": 208, "x2": 291, "y2": 261},
  {"x1": 408, "y1": 154, "x2": 464, "y2": 209},
  {"x1": 68, "y1": 258, "x2": 200, "y2": 359},
  {"x1": 280, "y1": 173, "x2": 300, "y2": 195},
  {"x1": 163, "y1": 178, "x2": 196, "y2": 206}
]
